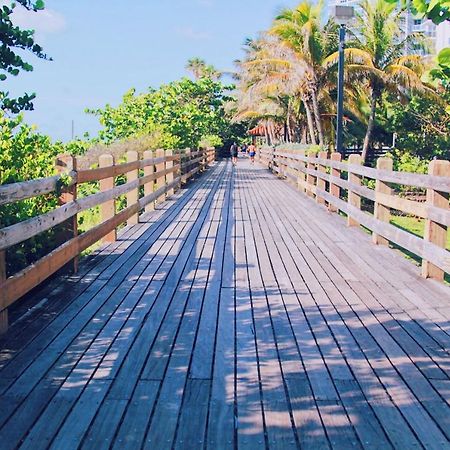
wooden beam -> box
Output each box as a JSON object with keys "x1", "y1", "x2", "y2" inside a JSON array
[
  {"x1": 329, "y1": 152, "x2": 341, "y2": 213},
  {"x1": 316, "y1": 151, "x2": 327, "y2": 206},
  {"x1": 306, "y1": 154, "x2": 317, "y2": 198},
  {"x1": 99, "y1": 154, "x2": 116, "y2": 243},
  {"x1": 0, "y1": 251, "x2": 7, "y2": 333},
  {"x1": 0, "y1": 174, "x2": 76, "y2": 207},
  {"x1": 422, "y1": 160, "x2": 450, "y2": 281},
  {"x1": 166, "y1": 149, "x2": 174, "y2": 197},
  {"x1": 143, "y1": 150, "x2": 155, "y2": 213},
  {"x1": 155, "y1": 149, "x2": 165, "y2": 204},
  {"x1": 316, "y1": 187, "x2": 450, "y2": 275},
  {"x1": 373, "y1": 157, "x2": 393, "y2": 246},
  {"x1": 347, "y1": 154, "x2": 362, "y2": 227},
  {"x1": 297, "y1": 150, "x2": 306, "y2": 194},
  {"x1": 56, "y1": 154, "x2": 78, "y2": 274},
  {"x1": 126, "y1": 151, "x2": 139, "y2": 225}
]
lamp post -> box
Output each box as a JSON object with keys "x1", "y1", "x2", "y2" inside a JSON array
[{"x1": 333, "y1": 5, "x2": 354, "y2": 155}]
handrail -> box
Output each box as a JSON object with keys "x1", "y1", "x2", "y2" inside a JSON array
[
  {"x1": 0, "y1": 147, "x2": 216, "y2": 330},
  {"x1": 258, "y1": 146, "x2": 450, "y2": 282}
]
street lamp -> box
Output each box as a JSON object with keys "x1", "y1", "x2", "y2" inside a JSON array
[{"x1": 333, "y1": 5, "x2": 354, "y2": 155}]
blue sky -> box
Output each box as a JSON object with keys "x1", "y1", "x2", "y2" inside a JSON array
[{"x1": 6, "y1": 0, "x2": 301, "y2": 141}]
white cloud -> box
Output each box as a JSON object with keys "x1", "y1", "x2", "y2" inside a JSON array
[
  {"x1": 11, "y1": 7, "x2": 66, "y2": 35},
  {"x1": 176, "y1": 26, "x2": 211, "y2": 40}
]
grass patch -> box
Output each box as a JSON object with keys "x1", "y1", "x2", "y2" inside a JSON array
[{"x1": 390, "y1": 215, "x2": 450, "y2": 283}]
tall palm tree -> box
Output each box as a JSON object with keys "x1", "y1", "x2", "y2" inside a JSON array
[
  {"x1": 270, "y1": 0, "x2": 339, "y2": 146},
  {"x1": 324, "y1": 0, "x2": 431, "y2": 161},
  {"x1": 235, "y1": 35, "x2": 316, "y2": 144}
]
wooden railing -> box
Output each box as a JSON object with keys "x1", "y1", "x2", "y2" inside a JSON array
[
  {"x1": 259, "y1": 147, "x2": 450, "y2": 282},
  {"x1": 0, "y1": 147, "x2": 216, "y2": 332}
]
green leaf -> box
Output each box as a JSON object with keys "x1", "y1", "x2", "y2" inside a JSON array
[
  {"x1": 437, "y1": 47, "x2": 450, "y2": 68},
  {"x1": 34, "y1": 0, "x2": 44, "y2": 10}
]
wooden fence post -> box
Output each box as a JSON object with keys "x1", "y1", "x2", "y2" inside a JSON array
[
  {"x1": 127, "y1": 151, "x2": 139, "y2": 225},
  {"x1": 166, "y1": 149, "x2": 174, "y2": 197},
  {"x1": 297, "y1": 150, "x2": 306, "y2": 194},
  {"x1": 0, "y1": 251, "x2": 7, "y2": 334},
  {"x1": 174, "y1": 149, "x2": 182, "y2": 192},
  {"x1": 316, "y1": 151, "x2": 327, "y2": 205},
  {"x1": 56, "y1": 155, "x2": 78, "y2": 273},
  {"x1": 329, "y1": 152, "x2": 341, "y2": 213},
  {"x1": 155, "y1": 149, "x2": 166, "y2": 204},
  {"x1": 143, "y1": 150, "x2": 154, "y2": 213},
  {"x1": 182, "y1": 148, "x2": 190, "y2": 184},
  {"x1": 347, "y1": 154, "x2": 362, "y2": 227},
  {"x1": 372, "y1": 157, "x2": 393, "y2": 245},
  {"x1": 99, "y1": 154, "x2": 116, "y2": 243},
  {"x1": 422, "y1": 159, "x2": 450, "y2": 280},
  {"x1": 306, "y1": 153, "x2": 317, "y2": 198}
]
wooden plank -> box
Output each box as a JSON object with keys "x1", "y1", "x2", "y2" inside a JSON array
[
  {"x1": 189, "y1": 167, "x2": 231, "y2": 379},
  {"x1": 173, "y1": 379, "x2": 210, "y2": 449},
  {"x1": 316, "y1": 151, "x2": 327, "y2": 206},
  {"x1": 317, "y1": 188, "x2": 450, "y2": 274},
  {"x1": 0, "y1": 203, "x2": 139, "y2": 310},
  {"x1": 0, "y1": 173, "x2": 75, "y2": 207},
  {"x1": 99, "y1": 154, "x2": 116, "y2": 243},
  {"x1": 56, "y1": 154, "x2": 78, "y2": 274},
  {"x1": 243, "y1": 167, "x2": 364, "y2": 448},
  {"x1": 166, "y1": 149, "x2": 174, "y2": 197},
  {"x1": 0, "y1": 251, "x2": 7, "y2": 334},
  {"x1": 155, "y1": 149, "x2": 166, "y2": 205},
  {"x1": 247, "y1": 163, "x2": 425, "y2": 448},
  {"x1": 233, "y1": 172, "x2": 267, "y2": 449},
  {"x1": 0, "y1": 167, "x2": 214, "y2": 376},
  {"x1": 422, "y1": 160, "x2": 450, "y2": 281},
  {"x1": 77, "y1": 160, "x2": 140, "y2": 184},
  {"x1": 270, "y1": 167, "x2": 450, "y2": 444},
  {"x1": 0, "y1": 165, "x2": 222, "y2": 448},
  {"x1": 329, "y1": 152, "x2": 341, "y2": 213},
  {"x1": 373, "y1": 157, "x2": 393, "y2": 246},
  {"x1": 347, "y1": 154, "x2": 362, "y2": 227},
  {"x1": 206, "y1": 288, "x2": 235, "y2": 449},
  {"x1": 126, "y1": 151, "x2": 139, "y2": 225},
  {"x1": 142, "y1": 172, "x2": 225, "y2": 448},
  {"x1": 111, "y1": 380, "x2": 160, "y2": 450},
  {"x1": 143, "y1": 150, "x2": 155, "y2": 213},
  {"x1": 276, "y1": 151, "x2": 450, "y2": 193}
]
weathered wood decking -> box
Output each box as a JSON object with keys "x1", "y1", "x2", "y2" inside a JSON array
[{"x1": 0, "y1": 159, "x2": 449, "y2": 449}]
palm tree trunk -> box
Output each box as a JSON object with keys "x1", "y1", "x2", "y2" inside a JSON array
[
  {"x1": 311, "y1": 89, "x2": 324, "y2": 146},
  {"x1": 362, "y1": 89, "x2": 378, "y2": 163},
  {"x1": 301, "y1": 126, "x2": 307, "y2": 144},
  {"x1": 302, "y1": 97, "x2": 317, "y2": 145}
]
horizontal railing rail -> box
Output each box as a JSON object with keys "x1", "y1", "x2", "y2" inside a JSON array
[
  {"x1": 258, "y1": 146, "x2": 450, "y2": 283},
  {"x1": 0, "y1": 147, "x2": 216, "y2": 332}
]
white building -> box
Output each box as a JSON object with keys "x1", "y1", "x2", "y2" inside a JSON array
[{"x1": 328, "y1": 0, "x2": 450, "y2": 56}]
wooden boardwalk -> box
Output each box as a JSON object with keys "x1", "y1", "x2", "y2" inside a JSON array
[{"x1": 0, "y1": 159, "x2": 449, "y2": 449}]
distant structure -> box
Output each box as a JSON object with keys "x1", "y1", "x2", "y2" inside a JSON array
[{"x1": 328, "y1": 0, "x2": 450, "y2": 55}]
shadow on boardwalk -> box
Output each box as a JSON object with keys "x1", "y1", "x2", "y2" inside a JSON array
[{"x1": 0, "y1": 159, "x2": 449, "y2": 449}]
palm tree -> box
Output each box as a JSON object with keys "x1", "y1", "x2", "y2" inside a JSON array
[
  {"x1": 324, "y1": 0, "x2": 432, "y2": 162},
  {"x1": 234, "y1": 35, "x2": 314, "y2": 144},
  {"x1": 186, "y1": 58, "x2": 221, "y2": 80},
  {"x1": 270, "y1": 0, "x2": 339, "y2": 146}
]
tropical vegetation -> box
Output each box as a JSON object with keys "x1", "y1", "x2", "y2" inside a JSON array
[{"x1": 233, "y1": 0, "x2": 450, "y2": 163}]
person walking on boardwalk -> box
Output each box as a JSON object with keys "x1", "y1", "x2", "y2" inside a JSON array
[
  {"x1": 230, "y1": 142, "x2": 239, "y2": 166},
  {"x1": 248, "y1": 143, "x2": 256, "y2": 164}
]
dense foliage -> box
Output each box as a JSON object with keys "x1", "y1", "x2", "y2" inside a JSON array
[
  {"x1": 0, "y1": 0, "x2": 50, "y2": 113},
  {"x1": 89, "y1": 77, "x2": 244, "y2": 150},
  {"x1": 0, "y1": 113, "x2": 62, "y2": 273},
  {"x1": 234, "y1": 0, "x2": 448, "y2": 164}
]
